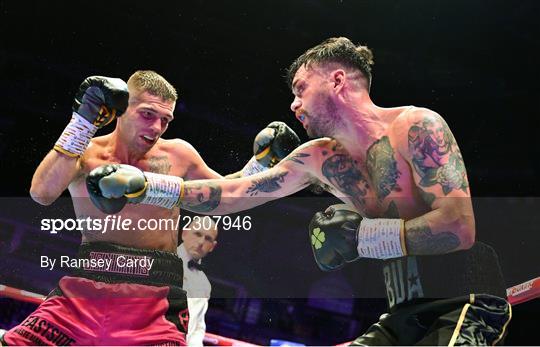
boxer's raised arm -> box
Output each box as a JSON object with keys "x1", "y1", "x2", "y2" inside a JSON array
[
  {"x1": 30, "y1": 150, "x2": 82, "y2": 205},
  {"x1": 31, "y1": 76, "x2": 128, "y2": 205},
  {"x1": 398, "y1": 109, "x2": 475, "y2": 255}
]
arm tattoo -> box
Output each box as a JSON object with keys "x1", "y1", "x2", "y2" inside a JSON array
[
  {"x1": 148, "y1": 156, "x2": 172, "y2": 174},
  {"x1": 418, "y1": 187, "x2": 436, "y2": 207},
  {"x1": 286, "y1": 152, "x2": 310, "y2": 165},
  {"x1": 408, "y1": 116, "x2": 468, "y2": 195},
  {"x1": 180, "y1": 182, "x2": 222, "y2": 213},
  {"x1": 246, "y1": 171, "x2": 288, "y2": 196},
  {"x1": 322, "y1": 154, "x2": 369, "y2": 207},
  {"x1": 366, "y1": 136, "x2": 401, "y2": 201},
  {"x1": 383, "y1": 201, "x2": 400, "y2": 218},
  {"x1": 405, "y1": 218, "x2": 460, "y2": 255}
]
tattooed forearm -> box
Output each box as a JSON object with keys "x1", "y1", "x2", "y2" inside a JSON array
[
  {"x1": 180, "y1": 182, "x2": 222, "y2": 213},
  {"x1": 405, "y1": 218, "x2": 460, "y2": 255},
  {"x1": 246, "y1": 171, "x2": 288, "y2": 196},
  {"x1": 286, "y1": 152, "x2": 310, "y2": 165},
  {"x1": 408, "y1": 115, "x2": 469, "y2": 195}
]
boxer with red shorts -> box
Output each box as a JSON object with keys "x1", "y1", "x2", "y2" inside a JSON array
[
  {"x1": 3, "y1": 71, "x2": 299, "y2": 345},
  {"x1": 4, "y1": 243, "x2": 188, "y2": 345}
]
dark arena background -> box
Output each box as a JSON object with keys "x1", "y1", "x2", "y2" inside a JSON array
[{"x1": 1, "y1": 1, "x2": 539, "y2": 345}]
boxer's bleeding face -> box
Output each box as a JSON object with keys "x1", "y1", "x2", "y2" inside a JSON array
[
  {"x1": 290, "y1": 64, "x2": 342, "y2": 138},
  {"x1": 119, "y1": 91, "x2": 175, "y2": 152}
]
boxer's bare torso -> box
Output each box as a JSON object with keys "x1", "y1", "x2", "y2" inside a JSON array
[
  {"x1": 69, "y1": 135, "x2": 204, "y2": 252},
  {"x1": 179, "y1": 105, "x2": 473, "y2": 254},
  {"x1": 308, "y1": 106, "x2": 438, "y2": 220}
]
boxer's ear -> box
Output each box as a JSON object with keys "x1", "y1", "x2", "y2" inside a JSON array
[{"x1": 330, "y1": 69, "x2": 346, "y2": 93}]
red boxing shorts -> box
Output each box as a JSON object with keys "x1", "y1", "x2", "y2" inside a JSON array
[{"x1": 3, "y1": 242, "x2": 189, "y2": 346}]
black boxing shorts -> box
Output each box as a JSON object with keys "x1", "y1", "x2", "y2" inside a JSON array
[
  {"x1": 351, "y1": 242, "x2": 511, "y2": 345},
  {"x1": 351, "y1": 294, "x2": 511, "y2": 345}
]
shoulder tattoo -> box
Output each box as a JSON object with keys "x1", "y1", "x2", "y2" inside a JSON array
[{"x1": 408, "y1": 116, "x2": 469, "y2": 195}]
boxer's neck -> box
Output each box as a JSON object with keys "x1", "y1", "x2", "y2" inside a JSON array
[
  {"x1": 108, "y1": 130, "x2": 150, "y2": 163},
  {"x1": 332, "y1": 97, "x2": 388, "y2": 157}
]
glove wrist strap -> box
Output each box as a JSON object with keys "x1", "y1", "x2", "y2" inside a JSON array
[
  {"x1": 241, "y1": 156, "x2": 268, "y2": 177},
  {"x1": 54, "y1": 112, "x2": 98, "y2": 157},
  {"x1": 356, "y1": 218, "x2": 407, "y2": 259},
  {"x1": 138, "y1": 172, "x2": 184, "y2": 209}
]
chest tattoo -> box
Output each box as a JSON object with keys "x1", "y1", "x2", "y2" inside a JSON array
[
  {"x1": 366, "y1": 136, "x2": 401, "y2": 201},
  {"x1": 322, "y1": 154, "x2": 370, "y2": 207},
  {"x1": 148, "y1": 156, "x2": 172, "y2": 174}
]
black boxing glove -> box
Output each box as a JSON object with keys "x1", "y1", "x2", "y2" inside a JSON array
[
  {"x1": 309, "y1": 205, "x2": 362, "y2": 271},
  {"x1": 241, "y1": 121, "x2": 301, "y2": 176},
  {"x1": 87, "y1": 164, "x2": 184, "y2": 214},
  {"x1": 54, "y1": 76, "x2": 128, "y2": 157},
  {"x1": 309, "y1": 204, "x2": 408, "y2": 270},
  {"x1": 86, "y1": 164, "x2": 144, "y2": 214}
]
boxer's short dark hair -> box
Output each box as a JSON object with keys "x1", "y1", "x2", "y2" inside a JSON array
[
  {"x1": 128, "y1": 70, "x2": 178, "y2": 102},
  {"x1": 286, "y1": 37, "x2": 374, "y2": 92}
]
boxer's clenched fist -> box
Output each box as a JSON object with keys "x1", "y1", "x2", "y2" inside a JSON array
[
  {"x1": 242, "y1": 121, "x2": 301, "y2": 176},
  {"x1": 73, "y1": 76, "x2": 129, "y2": 128},
  {"x1": 87, "y1": 164, "x2": 184, "y2": 214},
  {"x1": 54, "y1": 76, "x2": 128, "y2": 157},
  {"x1": 309, "y1": 205, "x2": 362, "y2": 271},
  {"x1": 86, "y1": 164, "x2": 146, "y2": 214}
]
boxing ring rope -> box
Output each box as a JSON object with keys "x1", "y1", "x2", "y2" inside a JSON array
[
  {"x1": 505, "y1": 276, "x2": 540, "y2": 306},
  {"x1": 2, "y1": 277, "x2": 539, "y2": 345}
]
